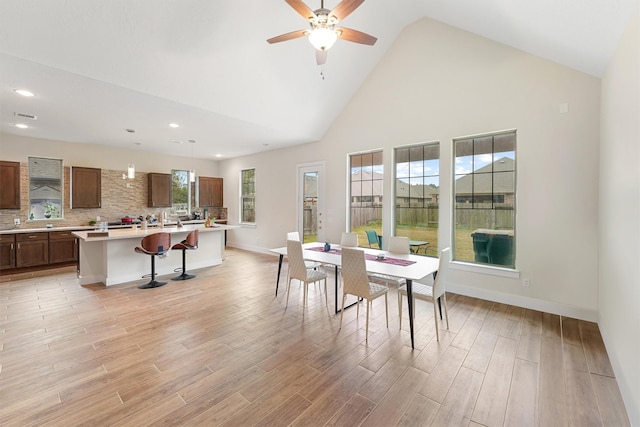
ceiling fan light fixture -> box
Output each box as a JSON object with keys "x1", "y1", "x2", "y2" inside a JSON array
[{"x1": 309, "y1": 27, "x2": 337, "y2": 51}]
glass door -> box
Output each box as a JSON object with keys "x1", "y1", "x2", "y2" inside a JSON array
[{"x1": 297, "y1": 162, "x2": 325, "y2": 243}]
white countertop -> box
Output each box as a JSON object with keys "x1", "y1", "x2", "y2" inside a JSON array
[
  {"x1": 0, "y1": 225, "x2": 95, "y2": 235},
  {"x1": 73, "y1": 223, "x2": 238, "y2": 241},
  {"x1": 0, "y1": 220, "x2": 225, "y2": 235}
]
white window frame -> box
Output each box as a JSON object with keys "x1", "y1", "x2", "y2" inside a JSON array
[
  {"x1": 452, "y1": 129, "x2": 517, "y2": 270},
  {"x1": 240, "y1": 168, "x2": 256, "y2": 225}
]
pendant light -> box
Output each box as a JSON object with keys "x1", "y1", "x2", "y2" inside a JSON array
[
  {"x1": 126, "y1": 129, "x2": 135, "y2": 179},
  {"x1": 189, "y1": 139, "x2": 196, "y2": 183}
]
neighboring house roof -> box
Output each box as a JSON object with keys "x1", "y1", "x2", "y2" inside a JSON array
[
  {"x1": 455, "y1": 157, "x2": 515, "y2": 194},
  {"x1": 395, "y1": 181, "x2": 439, "y2": 199},
  {"x1": 303, "y1": 174, "x2": 318, "y2": 199},
  {"x1": 351, "y1": 171, "x2": 384, "y2": 197}
]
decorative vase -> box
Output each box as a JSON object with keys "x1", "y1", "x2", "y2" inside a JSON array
[{"x1": 324, "y1": 242, "x2": 331, "y2": 252}]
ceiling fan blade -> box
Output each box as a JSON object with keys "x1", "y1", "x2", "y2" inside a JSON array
[
  {"x1": 316, "y1": 49, "x2": 327, "y2": 65},
  {"x1": 330, "y1": 0, "x2": 365, "y2": 23},
  {"x1": 336, "y1": 27, "x2": 377, "y2": 45},
  {"x1": 285, "y1": 0, "x2": 317, "y2": 20},
  {"x1": 267, "y1": 29, "x2": 308, "y2": 44}
]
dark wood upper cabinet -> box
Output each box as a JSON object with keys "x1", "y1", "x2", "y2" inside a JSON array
[
  {"x1": 71, "y1": 166, "x2": 101, "y2": 209},
  {"x1": 0, "y1": 160, "x2": 21, "y2": 209},
  {"x1": 198, "y1": 177, "x2": 223, "y2": 207},
  {"x1": 148, "y1": 173, "x2": 171, "y2": 207}
]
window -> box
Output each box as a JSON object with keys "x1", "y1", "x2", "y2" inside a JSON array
[
  {"x1": 29, "y1": 157, "x2": 63, "y2": 220},
  {"x1": 453, "y1": 130, "x2": 516, "y2": 268},
  {"x1": 394, "y1": 143, "x2": 439, "y2": 256},
  {"x1": 171, "y1": 169, "x2": 191, "y2": 215},
  {"x1": 349, "y1": 151, "x2": 383, "y2": 245},
  {"x1": 241, "y1": 168, "x2": 255, "y2": 224}
]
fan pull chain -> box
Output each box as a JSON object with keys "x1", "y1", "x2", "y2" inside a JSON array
[{"x1": 320, "y1": 64, "x2": 326, "y2": 80}]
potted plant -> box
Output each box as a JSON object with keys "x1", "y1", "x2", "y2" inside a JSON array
[{"x1": 43, "y1": 203, "x2": 58, "y2": 219}]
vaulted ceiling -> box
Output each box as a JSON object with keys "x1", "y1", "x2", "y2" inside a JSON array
[{"x1": 1, "y1": 0, "x2": 637, "y2": 159}]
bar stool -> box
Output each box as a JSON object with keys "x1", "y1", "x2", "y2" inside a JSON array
[
  {"x1": 171, "y1": 229, "x2": 199, "y2": 281},
  {"x1": 134, "y1": 232, "x2": 171, "y2": 289}
]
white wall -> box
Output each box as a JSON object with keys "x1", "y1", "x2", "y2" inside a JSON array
[
  {"x1": 599, "y1": 6, "x2": 640, "y2": 425},
  {"x1": 221, "y1": 18, "x2": 602, "y2": 321},
  {"x1": 0, "y1": 133, "x2": 219, "y2": 177}
]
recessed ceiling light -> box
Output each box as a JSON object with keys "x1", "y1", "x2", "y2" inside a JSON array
[
  {"x1": 216, "y1": 154, "x2": 222, "y2": 158},
  {"x1": 14, "y1": 89, "x2": 35, "y2": 97},
  {"x1": 170, "y1": 140, "x2": 183, "y2": 144},
  {"x1": 15, "y1": 123, "x2": 29, "y2": 129},
  {"x1": 169, "y1": 123, "x2": 180, "y2": 128}
]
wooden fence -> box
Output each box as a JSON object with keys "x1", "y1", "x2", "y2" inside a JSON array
[
  {"x1": 349, "y1": 203, "x2": 514, "y2": 230},
  {"x1": 351, "y1": 206, "x2": 383, "y2": 227},
  {"x1": 455, "y1": 203, "x2": 514, "y2": 229}
]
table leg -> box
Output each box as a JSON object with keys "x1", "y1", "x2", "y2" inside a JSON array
[
  {"x1": 407, "y1": 279, "x2": 415, "y2": 349},
  {"x1": 275, "y1": 254, "x2": 283, "y2": 296}
]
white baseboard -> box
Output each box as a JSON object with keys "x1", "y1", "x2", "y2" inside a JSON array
[
  {"x1": 596, "y1": 320, "x2": 639, "y2": 426},
  {"x1": 447, "y1": 281, "x2": 599, "y2": 322},
  {"x1": 226, "y1": 242, "x2": 275, "y2": 256}
]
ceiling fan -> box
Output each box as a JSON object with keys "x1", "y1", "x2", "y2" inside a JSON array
[{"x1": 267, "y1": 0, "x2": 377, "y2": 65}]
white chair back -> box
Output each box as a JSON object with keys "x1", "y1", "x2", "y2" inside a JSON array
[
  {"x1": 388, "y1": 236, "x2": 410, "y2": 254},
  {"x1": 341, "y1": 247, "x2": 372, "y2": 298},
  {"x1": 433, "y1": 247, "x2": 450, "y2": 299},
  {"x1": 287, "y1": 239, "x2": 308, "y2": 281},
  {"x1": 287, "y1": 231, "x2": 300, "y2": 241},
  {"x1": 340, "y1": 232, "x2": 358, "y2": 247}
]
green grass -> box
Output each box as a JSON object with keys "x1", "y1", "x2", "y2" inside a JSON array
[{"x1": 307, "y1": 222, "x2": 478, "y2": 262}]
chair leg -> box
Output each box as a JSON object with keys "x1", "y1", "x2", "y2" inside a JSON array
[
  {"x1": 433, "y1": 299, "x2": 440, "y2": 342},
  {"x1": 138, "y1": 255, "x2": 167, "y2": 289},
  {"x1": 339, "y1": 294, "x2": 347, "y2": 330},
  {"x1": 303, "y1": 281, "x2": 309, "y2": 307},
  {"x1": 384, "y1": 293, "x2": 388, "y2": 328},
  {"x1": 413, "y1": 298, "x2": 416, "y2": 318},
  {"x1": 365, "y1": 299, "x2": 370, "y2": 341},
  {"x1": 324, "y1": 278, "x2": 328, "y2": 307},
  {"x1": 443, "y1": 293, "x2": 450, "y2": 330},
  {"x1": 286, "y1": 278, "x2": 292, "y2": 307}
]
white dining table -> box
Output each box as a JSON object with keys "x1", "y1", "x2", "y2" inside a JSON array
[{"x1": 270, "y1": 242, "x2": 440, "y2": 349}]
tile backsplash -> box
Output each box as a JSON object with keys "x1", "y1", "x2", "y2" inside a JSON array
[{"x1": 0, "y1": 164, "x2": 226, "y2": 230}]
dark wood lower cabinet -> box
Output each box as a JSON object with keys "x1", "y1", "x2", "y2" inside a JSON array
[
  {"x1": 49, "y1": 231, "x2": 78, "y2": 264},
  {"x1": 1, "y1": 231, "x2": 80, "y2": 274},
  {"x1": 16, "y1": 233, "x2": 49, "y2": 268},
  {"x1": 0, "y1": 235, "x2": 16, "y2": 270}
]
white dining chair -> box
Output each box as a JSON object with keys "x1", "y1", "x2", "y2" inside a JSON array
[
  {"x1": 369, "y1": 236, "x2": 409, "y2": 287},
  {"x1": 286, "y1": 239, "x2": 328, "y2": 307},
  {"x1": 340, "y1": 247, "x2": 389, "y2": 341},
  {"x1": 287, "y1": 231, "x2": 321, "y2": 270},
  {"x1": 340, "y1": 232, "x2": 358, "y2": 247},
  {"x1": 398, "y1": 247, "x2": 450, "y2": 341}
]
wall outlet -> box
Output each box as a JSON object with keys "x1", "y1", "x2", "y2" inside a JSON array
[
  {"x1": 14, "y1": 218, "x2": 20, "y2": 225},
  {"x1": 522, "y1": 278, "x2": 530, "y2": 287}
]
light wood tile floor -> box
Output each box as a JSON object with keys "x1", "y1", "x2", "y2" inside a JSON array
[{"x1": 0, "y1": 248, "x2": 630, "y2": 426}]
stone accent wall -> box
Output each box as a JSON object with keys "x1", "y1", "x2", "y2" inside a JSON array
[{"x1": 0, "y1": 163, "x2": 226, "y2": 230}]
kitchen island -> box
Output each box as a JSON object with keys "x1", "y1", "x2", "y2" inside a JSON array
[{"x1": 73, "y1": 224, "x2": 237, "y2": 286}]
